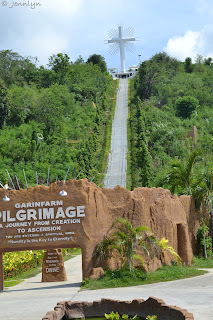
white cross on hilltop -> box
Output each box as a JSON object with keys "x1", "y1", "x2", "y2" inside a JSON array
[{"x1": 107, "y1": 25, "x2": 136, "y2": 73}]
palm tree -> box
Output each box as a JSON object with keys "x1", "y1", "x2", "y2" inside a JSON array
[
  {"x1": 163, "y1": 148, "x2": 203, "y2": 195},
  {"x1": 111, "y1": 218, "x2": 151, "y2": 273},
  {"x1": 93, "y1": 218, "x2": 181, "y2": 274},
  {"x1": 93, "y1": 218, "x2": 152, "y2": 274},
  {"x1": 92, "y1": 236, "x2": 116, "y2": 265}
]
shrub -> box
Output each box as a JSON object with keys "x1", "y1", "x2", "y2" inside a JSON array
[
  {"x1": 175, "y1": 95, "x2": 199, "y2": 118},
  {"x1": 3, "y1": 250, "x2": 44, "y2": 278}
]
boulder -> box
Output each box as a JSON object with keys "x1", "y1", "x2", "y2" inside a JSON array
[{"x1": 89, "y1": 267, "x2": 104, "y2": 279}]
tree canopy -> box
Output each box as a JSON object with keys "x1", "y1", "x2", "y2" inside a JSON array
[
  {"x1": 87, "y1": 54, "x2": 107, "y2": 73},
  {"x1": 129, "y1": 52, "x2": 213, "y2": 197},
  {"x1": 0, "y1": 50, "x2": 116, "y2": 187}
]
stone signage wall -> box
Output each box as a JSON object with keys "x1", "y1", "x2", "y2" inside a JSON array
[
  {"x1": 42, "y1": 249, "x2": 67, "y2": 282},
  {"x1": 0, "y1": 179, "x2": 202, "y2": 281},
  {"x1": 0, "y1": 179, "x2": 112, "y2": 279}
]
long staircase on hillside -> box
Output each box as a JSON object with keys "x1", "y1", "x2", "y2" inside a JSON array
[{"x1": 104, "y1": 79, "x2": 128, "y2": 188}]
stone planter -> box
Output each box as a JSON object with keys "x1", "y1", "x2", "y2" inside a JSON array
[{"x1": 42, "y1": 297, "x2": 194, "y2": 320}]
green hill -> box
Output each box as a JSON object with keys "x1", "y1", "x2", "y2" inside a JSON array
[
  {"x1": 128, "y1": 52, "x2": 213, "y2": 201},
  {"x1": 0, "y1": 51, "x2": 116, "y2": 187}
]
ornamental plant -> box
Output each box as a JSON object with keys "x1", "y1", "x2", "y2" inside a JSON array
[
  {"x1": 3, "y1": 250, "x2": 44, "y2": 279},
  {"x1": 105, "y1": 312, "x2": 120, "y2": 320},
  {"x1": 105, "y1": 313, "x2": 139, "y2": 320},
  {"x1": 93, "y1": 218, "x2": 181, "y2": 275}
]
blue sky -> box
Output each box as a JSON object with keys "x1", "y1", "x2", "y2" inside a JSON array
[{"x1": 1, "y1": 0, "x2": 213, "y2": 71}]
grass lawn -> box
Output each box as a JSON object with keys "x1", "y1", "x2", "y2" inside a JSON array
[
  {"x1": 4, "y1": 266, "x2": 42, "y2": 288},
  {"x1": 81, "y1": 264, "x2": 208, "y2": 290},
  {"x1": 192, "y1": 256, "x2": 213, "y2": 268},
  {"x1": 4, "y1": 253, "x2": 212, "y2": 290}
]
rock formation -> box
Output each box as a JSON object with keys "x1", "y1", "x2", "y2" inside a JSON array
[
  {"x1": 0, "y1": 179, "x2": 203, "y2": 279},
  {"x1": 42, "y1": 297, "x2": 194, "y2": 320}
]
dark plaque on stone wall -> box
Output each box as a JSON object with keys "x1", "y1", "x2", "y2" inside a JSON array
[{"x1": 42, "y1": 248, "x2": 67, "y2": 282}]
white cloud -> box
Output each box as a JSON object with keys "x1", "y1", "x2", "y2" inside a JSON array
[
  {"x1": 27, "y1": 29, "x2": 70, "y2": 65},
  {"x1": 0, "y1": 0, "x2": 84, "y2": 65},
  {"x1": 164, "y1": 31, "x2": 202, "y2": 61},
  {"x1": 164, "y1": 26, "x2": 213, "y2": 61},
  {"x1": 42, "y1": 0, "x2": 83, "y2": 20},
  {"x1": 4, "y1": 0, "x2": 213, "y2": 68}
]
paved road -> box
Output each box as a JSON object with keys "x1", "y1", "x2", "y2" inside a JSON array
[
  {"x1": 76, "y1": 268, "x2": 213, "y2": 320},
  {"x1": 104, "y1": 79, "x2": 128, "y2": 188},
  {"x1": 1, "y1": 255, "x2": 213, "y2": 320},
  {"x1": 0, "y1": 255, "x2": 82, "y2": 320}
]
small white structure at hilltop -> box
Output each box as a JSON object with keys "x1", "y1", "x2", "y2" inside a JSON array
[{"x1": 107, "y1": 25, "x2": 138, "y2": 79}]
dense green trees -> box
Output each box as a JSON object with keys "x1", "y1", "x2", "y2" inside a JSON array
[
  {"x1": 0, "y1": 79, "x2": 8, "y2": 129},
  {"x1": 129, "y1": 52, "x2": 213, "y2": 195},
  {"x1": 184, "y1": 57, "x2": 193, "y2": 73},
  {"x1": 135, "y1": 99, "x2": 153, "y2": 187},
  {"x1": 161, "y1": 148, "x2": 203, "y2": 195},
  {"x1": 48, "y1": 53, "x2": 70, "y2": 85},
  {"x1": 0, "y1": 50, "x2": 116, "y2": 187},
  {"x1": 0, "y1": 50, "x2": 38, "y2": 86},
  {"x1": 128, "y1": 53, "x2": 213, "y2": 253},
  {"x1": 135, "y1": 52, "x2": 179, "y2": 100},
  {"x1": 175, "y1": 96, "x2": 199, "y2": 118},
  {"x1": 87, "y1": 54, "x2": 107, "y2": 73}
]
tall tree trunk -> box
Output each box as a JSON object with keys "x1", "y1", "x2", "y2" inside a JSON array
[
  {"x1": 203, "y1": 228, "x2": 207, "y2": 260},
  {"x1": 211, "y1": 203, "x2": 213, "y2": 253}
]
